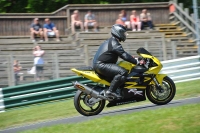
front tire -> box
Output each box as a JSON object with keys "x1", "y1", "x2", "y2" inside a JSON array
[
  {"x1": 146, "y1": 76, "x2": 176, "y2": 105},
  {"x1": 74, "y1": 90, "x2": 105, "y2": 116}
]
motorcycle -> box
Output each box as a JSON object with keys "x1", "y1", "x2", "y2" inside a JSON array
[{"x1": 71, "y1": 47, "x2": 176, "y2": 116}]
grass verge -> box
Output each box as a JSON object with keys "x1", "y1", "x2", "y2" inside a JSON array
[
  {"x1": 21, "y1": 103, "x2": 200, "y2": 133},
  {"x1": 0, "y1": 79, "x2": 200, "y2": 130}
]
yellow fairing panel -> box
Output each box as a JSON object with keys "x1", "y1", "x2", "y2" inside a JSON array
[
  {"x1": 156, "y1": 74, "x2": 167, "y2": 84},
  {"x1": 71, "y1": 68, "x2": 110, "y2": 85},
  {"x1": 117, "y1": 61, "x2": 135, "y2": 73}
]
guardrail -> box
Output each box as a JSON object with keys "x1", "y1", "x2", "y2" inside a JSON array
[
  {"x1": 161, "y1": 55, "x2": 200, "y2": 83},
  {"x1": 0, "y1": 55, "x2": 200, "y2": 112},
  {"x1": 0, "y1": 76, "x2": 93, "y2": 112}
]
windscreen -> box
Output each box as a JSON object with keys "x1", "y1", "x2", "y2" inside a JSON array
[{"x1": 136, "y1": 47, "x2": 152, "y2": 56}]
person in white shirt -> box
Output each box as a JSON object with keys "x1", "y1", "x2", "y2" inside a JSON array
[
  {"x1": 33, "y1": 45, "x2": 45, "y2": 81},
  {"x1": 84, "y1": 10, "x2": 98, "y2": 32},
  {"x1": 140, "y1": 9, "x2": 153, "y2": 30}
]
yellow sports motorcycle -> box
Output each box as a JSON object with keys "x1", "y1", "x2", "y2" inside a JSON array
[{"x1": 71, "y1": 47, "x2": 176, "y2": 116}]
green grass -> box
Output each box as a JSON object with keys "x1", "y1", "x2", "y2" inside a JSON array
[
  {"x1": 0, "y1": 79, "x2": 200, "y2": 130},
  {"x1": 21, "y1": 103, "x2": 200, "y2": 133}
]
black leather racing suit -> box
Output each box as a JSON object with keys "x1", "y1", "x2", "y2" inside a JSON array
[{"x1": 93, "y1": 37, "x2": 138, "y2": 94}]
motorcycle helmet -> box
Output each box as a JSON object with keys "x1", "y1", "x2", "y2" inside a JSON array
[{"x1": 111, "y1": 24, "x2": 127, "y2": 42}]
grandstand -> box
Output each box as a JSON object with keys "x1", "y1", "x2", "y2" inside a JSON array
[{"x1": 0, "y1": 0, "x2": 199, "y2": 87}]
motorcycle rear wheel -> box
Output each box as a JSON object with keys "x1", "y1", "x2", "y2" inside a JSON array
[
  {"x1": 74, "y1": 90, "x2": 105, "y2": 116},
  {"x1": 146, "y1": 76, "x2": 176, "y2": 105}
]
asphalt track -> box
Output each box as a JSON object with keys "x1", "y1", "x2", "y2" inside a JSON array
[{"x1": 1, "y1": 97, "x2": 200, "y2": 133}]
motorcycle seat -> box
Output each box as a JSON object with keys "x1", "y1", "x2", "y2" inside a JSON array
[{"x1": 77, "y1": 66, "x2": 94, "y2": 71}]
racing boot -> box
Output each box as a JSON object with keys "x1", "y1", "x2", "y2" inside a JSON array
[{"x1": 106, "y1": 74, "x2": 126, "y2": 99}]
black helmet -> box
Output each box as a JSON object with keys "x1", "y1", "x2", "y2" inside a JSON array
[{"x1": 111, "y1": 24, "x2": 127, "y2": 42}]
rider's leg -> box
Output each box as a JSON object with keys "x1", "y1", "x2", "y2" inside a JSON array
[
  {"x1": 106, "y1": 73, "x2": 127, "y2": 98},
  {"x1": 93, "y1": 63, "x2": 128, "y2": 98}
]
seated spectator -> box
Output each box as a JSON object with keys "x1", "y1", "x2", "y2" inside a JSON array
[
  {"x1": 120, "y1": 10, "x2": 131, "y2": 29},
  {"x1": 13, "y1": 60, "x2": 22, "y2": 85},
  {"x1": 116, "y1": 14, "x2": 127, "y2": 28},
  {"x1": 30, "y1": 18, "x2": 43, "y2": 42},
  {"x1": 130, "y1": 10, "x2": 141, "y2": 31},
  {"x1": 71, "y1": 10, "x2": 84, "y2": 34},
  {"x1": 33, "y1": 45, "x2": 45, "y2": 81},
  {"x1": 43, "y1": 18, "x2": 60, "y2": 42},
  {"x1": 140, "y1": 9, "x2": 153, "y2": 30},
  {"x1": 84, "y1": 10, "x2": 98, "y2": 32}
]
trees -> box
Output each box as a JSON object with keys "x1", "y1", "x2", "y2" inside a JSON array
[{"x1": 0, "y1": 0, "x2": 196, "y2": 13}]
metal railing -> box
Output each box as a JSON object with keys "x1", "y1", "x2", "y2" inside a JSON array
[
  {"x1": 169, "y1": 0, "x2": 200, "y2": 41},
  {"x1": 0, "y1": 53, "x2": 85, "y2": 87}
]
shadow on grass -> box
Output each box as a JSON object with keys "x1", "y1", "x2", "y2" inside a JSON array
[{"x1": 99, "y1": 101, "x2": 181, "y2": 116}]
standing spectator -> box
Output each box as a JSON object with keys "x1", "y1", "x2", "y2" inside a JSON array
[
  {"x1": 13, "y1": 60, "x2": 22, "y2": 85},
  {"x1": 71, "y1": 10, "x2": 84, "y2": 34},
  {"x1": 84, "y1": 10, "x2": 98, "y2": 32},
  {"x1": 120, "y1": 10, "x2": 131, "y2": 29},
  {"x1": 140, "y1": 9, "x2": 153, "y2": 30},
  {"x1": 43, "y1": 18, "x2": 60, "y2": 42},
  {"x1": 33, "y1": 45, "x2": 45, "y2": 81},
  {"x1": 30, "y1": 18, "x2": 43, "y2": 42},
  {"x1": 130, "y1": 10, "x2": 141, "y2": 31},
  {"x1": 116, "y1": 14, "x2": 126, "y2": 28}
]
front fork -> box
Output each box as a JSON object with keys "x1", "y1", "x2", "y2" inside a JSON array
[
  {"x1": 153, "y1": 74, "x2": 167, "y2": 92},
  {"x1": 153, "y1": 78, "x2": 164, "y2": 92}
]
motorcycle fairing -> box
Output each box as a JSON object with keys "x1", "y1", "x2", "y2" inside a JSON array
[{"x1": 71, "y1": 68, "x2": 110, "y2": 86}]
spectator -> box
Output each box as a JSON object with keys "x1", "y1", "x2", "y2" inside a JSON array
[
  {"x1": 115, "y1": 14, "x2": 126, "y2": 28},
  {"x1": 120, "y1": 10, "x2": 131, "y2": 29},
  {"x1": 13, "y1": 60, "x2": 22, "y2": 85},
  {"x1": 30, "y1": 18, "x2": 43, "y2": 42},
  {"x1": 140, "y1": 9, "x2": 153, "y2": 30},
  {"x1": 130, "y1": 10, "x2": 141, "y2": 31},
  {"x1": 71, "y1": 10, "x2": 84, "y2": 34},
  {"x1": 33, "y1": 45, "x2": 45, "y2": 81},
  {"x1": 84, "y1": 10, "x2": 98, "y2": 32},
  {"x1": 43, "y1": 18, "x2": 60, "y2": 42}
]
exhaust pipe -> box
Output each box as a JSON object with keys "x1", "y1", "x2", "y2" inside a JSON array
[{"x1": 73, "y1": 81, "x2": 102, "y2": 99}]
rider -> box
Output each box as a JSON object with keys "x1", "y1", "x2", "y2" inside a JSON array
[{"x1": 93, "y1": 24, "x2": 144, "y2": 98}]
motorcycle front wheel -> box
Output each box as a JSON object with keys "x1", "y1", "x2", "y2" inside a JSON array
[
  {"x1": 74, "y1": 90, "x2": 105, "y2": 116},
  {"x1": 146, "y1": 76, "x2": 176, "y2": 105}
]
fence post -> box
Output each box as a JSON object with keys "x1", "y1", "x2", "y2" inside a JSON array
[
  {"x1": 184, "y1": 8, "x2": 190, "y2": 33},
  {"x1": 54, "y1": 53, "x2": 60, "y2": 79},
  {"x1": 162, "y1": 34, "x2": 167, "y2": 60},
  {"x1": 0, "y1": 88, "x2": 5, "y2": 112},
  {"x1": 191, "y1": 14, "x2": 196, "y2": 39},
  {"x1": 6, "y1": 56, "x2": 11, "y2": 86},
  {"x1": 9, "y1": 54, "x2": 15, "y2": 86},
  {"x1": 84, "y1": 44, "x2": 89, "y2": 66},
  {"x1": 178, "y1": 3, "x2": 184, "y2": 28},
  {"x1": 171, "y1": 41, "x2": 177, "y2": 59},
  {"x1": 144, "y1": 42, "x2": 148, "y2": 51}
]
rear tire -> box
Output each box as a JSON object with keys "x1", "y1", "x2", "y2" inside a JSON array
[
  {"x1": 146, "y1": 76, "x2": 176, "y2": 105},
  {"x1": 74, "y1": 90, "x2": 105, "y2": 116}
]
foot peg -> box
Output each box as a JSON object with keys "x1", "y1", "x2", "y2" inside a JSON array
[{"x1": 106, "y1": 91, "x2": 122, "y2": 99}]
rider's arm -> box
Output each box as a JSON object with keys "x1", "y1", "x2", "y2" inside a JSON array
[{"x1": 112, "y1": 41, "x2": 138, "y2": 64}]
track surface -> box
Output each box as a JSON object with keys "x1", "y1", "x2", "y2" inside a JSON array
[{"x1": 1, "y1": 97, "x2": 200, "y2": 133}]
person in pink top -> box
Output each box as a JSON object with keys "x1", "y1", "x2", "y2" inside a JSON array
[
  {"x1": 130, "y1": 10, "x2": 141, "y2": 31},
  {"x1": 115, "y1": 14, "x2": 126, "y2": 28}
]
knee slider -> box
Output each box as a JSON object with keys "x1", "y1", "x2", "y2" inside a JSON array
[{"x1": 113, "y1": 74, "x2": 126, "y2": 83}]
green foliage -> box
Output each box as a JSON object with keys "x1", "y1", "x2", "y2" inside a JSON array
[{"x1": 0, "y1": 0, "x2": 196, "y2": 13}]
